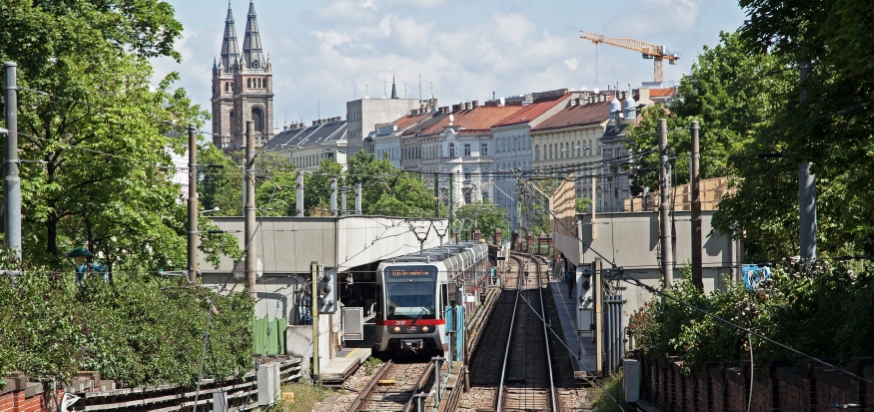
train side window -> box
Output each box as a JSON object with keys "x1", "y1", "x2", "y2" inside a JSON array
[{"x1": 441, "y1": 283, "x2": 448, "y2": 314}]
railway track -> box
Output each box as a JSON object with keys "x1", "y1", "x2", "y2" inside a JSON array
[
  {"x1": 346, "y1": 360, "x2": 433, "y2": 412},
  {"x1": 497, "y1": 253, "x2": 557, "y2": 412}
]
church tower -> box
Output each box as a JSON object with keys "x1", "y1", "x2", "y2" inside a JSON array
[{"x1": 211, "y1": 1, "x2": 274, "y2": 149}]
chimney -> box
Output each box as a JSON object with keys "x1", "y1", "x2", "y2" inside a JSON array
[
  {"x1": 452, "y1": 104, "x2": 461, "y2": 112},
  {"x1": 472, "y1": 100, "x2": 479, "y2": 108},
  {"x1": 576, "y1": 97, "x2": 582, "y2": 106},
  {"x1": 464, "y1": 102, "x2": 471, "y2": 110}
]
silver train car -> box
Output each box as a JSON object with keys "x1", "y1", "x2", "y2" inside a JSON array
[{"x1": 374, "y1": 242, "x2": 490, "y2": 355}]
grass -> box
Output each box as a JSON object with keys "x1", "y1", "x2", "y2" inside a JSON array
[
  {"x1": 589, "y1": 370, "x2": 632, "y2": 412},
  {"x1": 275, "y1": 382, "x2": 332, "y2": 412},
  {"x1": 362, "y1": 356, "x2": 384, "y2": 375}
]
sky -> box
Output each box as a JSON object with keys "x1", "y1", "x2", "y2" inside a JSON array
[{"x1": 153, "y1": 0, "x2": 747, "y2": 134}]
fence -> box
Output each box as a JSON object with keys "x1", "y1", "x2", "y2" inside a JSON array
[
  {"x1": 631, "y1": 352, "x2": 874, "y2": 411},
  {"x1": 624, "y1": 176, "x2": 735, "y2": 212},
  {"x1": 1, "y1": 358, "x2": 302, "y2": 412},
  {"x1": 252, "y1": 317, "x2": 287, "y2": 355}
]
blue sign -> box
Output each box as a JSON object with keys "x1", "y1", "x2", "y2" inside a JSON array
[{"x1": 742, "y1": 265, "x2": 771, "y2": 290}]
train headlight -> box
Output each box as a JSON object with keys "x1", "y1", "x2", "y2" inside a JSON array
[
  {"x1": 394, "y1": 326, "x2": 401, "y2": 333},
  {"x1": 422, "y1": 326, "x2": 429, "y2": 333}
]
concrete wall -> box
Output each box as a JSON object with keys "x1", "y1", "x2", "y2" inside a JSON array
[
  {"x1": 199, "y1": 216, "x2": 447, "y2": 274},
  {"x1": 553, "y1": 210, "x2": 739, "y2": 348}
]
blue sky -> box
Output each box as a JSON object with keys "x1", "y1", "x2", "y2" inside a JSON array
[{"x1": 154, "y1": 0, "x2": 747, "y2": 133}]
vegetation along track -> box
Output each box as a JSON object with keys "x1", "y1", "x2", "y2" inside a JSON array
[
  {"x1": 497, "y1": 253, "x2": 557, "y2": 412},
  {"x1": 347, "y1": 359, "x2": 433, "y2": 412}
]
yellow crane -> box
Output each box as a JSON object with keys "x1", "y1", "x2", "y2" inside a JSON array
[{"x1": 580, "y1": 31, "x2": 679, "y2": 83}]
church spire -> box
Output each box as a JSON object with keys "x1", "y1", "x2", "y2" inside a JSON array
[
  {"x1": 220, "y1": 1, "x2": 240, "y2": 73},
  {"x1": 390, "y1": 69, "x2": 398, "y2": 99},
  {"x1": 243, "y1": 0, "x2": 266, "y2": 70}
]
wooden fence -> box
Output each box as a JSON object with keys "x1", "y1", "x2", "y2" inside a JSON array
[{"x1": 624, "y1": 177, "x2": 735, "y2": 212}]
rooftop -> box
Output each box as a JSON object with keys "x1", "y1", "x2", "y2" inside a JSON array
[
  {"x1": 418, "y1": 105, "x2": 524, "y2": 136},
  {"x1": 265, "y1": 119, "x2": 347, "y2": 151},
  {"x1": 530, "y1": 100, "x2": 612, "y2": 132},
  {"x1": 492, "y1": 93, "x2": 569, "y2": 128}
]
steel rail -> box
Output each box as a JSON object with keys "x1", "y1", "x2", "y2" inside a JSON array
[
  {"x1": 347, "y1": 360, "x2": 393, "y2": 412},
  {"x1": 496, "y1": 254, "x2": 524, "y2": 411},
  {"x1": 401, "y1": 361, "x2": 435, "y2": 412},
  {"x1": 533, "y1": 255, "x2": 558, "y2": 412}
]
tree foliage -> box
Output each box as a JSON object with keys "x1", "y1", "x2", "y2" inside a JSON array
[
  {"x1": 628, "y1": 261, "x2": 874, "y2": 374},
  {"x1": 0, "y1": 250, "x2": 252, "y2": 388},
  {"x1": 454, "y1": 202, "x2": 508, "y2": 242},
  {"x1": 0, "y1": 0, "x2": 237, "y2": 272}
]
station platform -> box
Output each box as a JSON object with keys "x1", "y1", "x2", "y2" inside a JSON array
[
  {"x1": 320, "y1": 319, "x2": 375, "y2": 383},
  {"x1": 549, "y1": 277, "x2": 598, "y2": 377}
]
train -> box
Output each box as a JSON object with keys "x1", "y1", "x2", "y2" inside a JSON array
[{"x1": 373, "y1": 242, "x2": 490, "y2": 355}]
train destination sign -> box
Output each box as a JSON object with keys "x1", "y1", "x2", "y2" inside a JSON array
[{"x1": 386, "y1": 266, "x2": 437, "y2": 281}]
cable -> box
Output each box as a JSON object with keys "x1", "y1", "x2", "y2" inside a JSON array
[
  {"x1": 619, "y1": 273, "x2": 874, "y2": 386},
  {"x1": 518, "y1": 293, "x2": 626, "y2": 412}
]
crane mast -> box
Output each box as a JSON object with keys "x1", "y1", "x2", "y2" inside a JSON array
[{"x1": 580, "y1": 30, "x2": 679, "y2": 83}]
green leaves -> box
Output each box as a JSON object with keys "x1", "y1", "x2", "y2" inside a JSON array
[
  {"x1": 0, "y1": 249, "x2": 252, "y2": 387},
  {"x1": 454, "y1": 202, "x2": 508, "y2": 241},
  {"x1": 628, "y1": 261, "x2": 874, "y2": 373}
]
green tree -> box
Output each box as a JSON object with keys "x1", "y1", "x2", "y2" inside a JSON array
[
  {"x1": 0, "y1": 0, "x2": 237, "y2": 272},
  {"x1": 347, "y1": 151, "x2": 437, "y2": 217},
  {"x1": 455, "y1": 202, "x2": 508, "y2": 242}
]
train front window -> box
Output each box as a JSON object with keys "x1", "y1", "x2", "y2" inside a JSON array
[{"x1": 385, "y1": 282, "x2": 436, "y2": 320}]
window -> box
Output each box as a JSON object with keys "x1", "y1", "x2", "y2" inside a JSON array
[
  {"x1": 561, "y1": 142, "x2": 565, "y2": 158},
  {"x1": 597, "y1": 140, "x2": 601, "y2": 154},
  {"x1": 535, "y1": 145, "x2": 540, "y2": 160},
  {"x1": 247, "y1": 78, "x2": 252, "y2": 88},
  {"x1": 464, "y1": 144, "x2": 471, "y2": 156},
  {"x1": 449, "y1": 143, "x2": 456, "y2": 157},
  {"x1": 481, "y1": 143, "x2": 488, "y2": 156},
  {"x1": 251, "y1": 107, "x2": 263, "y2": 132},
  {"x1": 549, "y1": 144, "x2": 553, "y2": 160}
]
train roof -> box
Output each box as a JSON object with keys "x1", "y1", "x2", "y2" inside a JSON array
[{"x1": 385, "y1": 242, "x2": 488, "y2": 269}]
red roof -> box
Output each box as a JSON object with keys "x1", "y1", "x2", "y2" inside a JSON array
[
  {"x1": 649, "y1": 88, "x2": 675, "y2": 98},
  {"x1": 530, "y1": 100, "x2": 611, "y2": 132},
  {"x1": 492, "y1": 94, "x2": 569, "y2": 127},
  {"x1": 418, "y1": 105, "x2": 524, "y2": 136}
]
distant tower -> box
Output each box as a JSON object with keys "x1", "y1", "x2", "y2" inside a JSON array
[
  {"x1": 390, "y1": 69, "x2": 398, "y2": 99},
  {"x1": 211, "y1": 0, "x2": 274, "y2": 149}
]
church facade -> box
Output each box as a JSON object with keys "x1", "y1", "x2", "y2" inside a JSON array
[{"x1": 211, "y1": 1, "x2": 274, "y2": 149}]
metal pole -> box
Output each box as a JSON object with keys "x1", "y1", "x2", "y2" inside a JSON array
[
  {"x1": 187, "y1": 124, "x2": 199, "y2": 283},
  {"x1": 798, "y1": 58, "x2": 817, "y2": 261},
  {"x1": 355, "y1": 183, "x2": 362, "y2": 214},
  {"x1": 690, "y1": 121, "x2": 703, "y2": 291},
  {"x1": 449, "y1": 171, "x2": 455, "y2": 239},
  {"x1": 245, "y1": 121, "x2": 257, "y2": 298},
  {"x1": 311, "y1": 261, "x2": 320, "y2": 381},
  {"x1": 432, "y1": 357, "x2": 443, "y2": 404},
  {"x1": 341, "y1": 186, "x2": 347, "y2": 216},
  {"x1": 296, "y1": 171, "x2": 304, "y2": 217},
  {"x1": 658, "y1": 118, "x2": 673, "y2": 289},
  {"x1": 591, "y1": 168, "x2": 597, "y2": 239},
  {"x1": 330, "y1": 178, "x2": 338, "y2": 216},
  {"x1": 434, "y1": 172, "x2": 439, "y2": 218},
  {"x1": 4, "y1": 62, "x2": 21, "y2": 263}
]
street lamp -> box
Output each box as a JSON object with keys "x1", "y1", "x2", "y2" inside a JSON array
[{"x1": 202, "y1": 207, "x2": 220, "y2": 214}]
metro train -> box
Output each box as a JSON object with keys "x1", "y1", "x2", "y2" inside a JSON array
[{"x1": 373, "y1": 242, "x2": 490, "y2": 355}]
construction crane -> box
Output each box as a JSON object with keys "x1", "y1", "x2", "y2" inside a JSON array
[{"x1": 580, "y1": 31, "x2": 679, "y2": 83}]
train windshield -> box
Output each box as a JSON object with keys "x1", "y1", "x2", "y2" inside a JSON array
[
  {"x1": 385, "y1": 282, "x2": 436, "y2": 320},
  {"x1": 384, "y1": 266, "x2": 438, "y2": 320}
]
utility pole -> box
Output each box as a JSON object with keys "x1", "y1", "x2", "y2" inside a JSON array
[
  {"x1": 330, "y1": 178, "x2": 338, "y2": 216},
  {"x1": 798, "y1": 58, "x2": 817, "y2": 261},
  {"x1": 296, "y1": 171, "x2": 304, "y2": 217},
  {"x1": 244, "y1": 121, "x2": 257, "y2": 299},
  {"x1": 355, "y1": 183, "x2": 362, "y2": 214},
  {"x1": 311, "y1": 261, "x2": 321, "y2": 381},
  {"x1": 449, "y1": 171, "x2": 455, "y2": 240},
  {"x1": 658, "y1": 118, "x2": 673, "y2": 289},
  {"x1": 690, "y1": 121, "x2": 703, "y2": 291},
  {"x1": 591, "y1": 168, "x2": 597, "y2": 239},
  {"x1": 434, "y1": 173, "x2": 439, "y2": 218},
  {"x1": 4, "y1": 62, "x2": 21, "y2": 264},
  {"x1": 187, "y1": 124, "x2": 199, "y2": 283}
]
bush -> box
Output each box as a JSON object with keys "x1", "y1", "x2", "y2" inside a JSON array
[
  {"x1": 0, "y1": 251, "x2": 253, "y2": 388},
  {"x1": 590, "y1": 370, "x2": 631, "y2": 412},
  {"x1": 627, "y1": 261, "x2": 874, "y2": 374}
]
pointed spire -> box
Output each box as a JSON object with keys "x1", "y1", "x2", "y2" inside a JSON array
[
  {"x1": 220, "y1": 1, "x2": 240, "y2": 74},
  {"x1": 390, "y1": 68, "x2": 398, "y2": 99},
  {"x1": 243, "y1": 0, "x2": 265, "y2": 71}
]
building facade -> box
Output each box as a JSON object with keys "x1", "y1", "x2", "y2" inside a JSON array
[
  {"x1": 345, "y1": 79, "x2": 434, "y2": 155},
  {"x1": 211, "y1": 1, "x2": 274, "y2": 149},
  {"x1": 264, "y1": 117, "x2": 348, "y2": 172},
  {"x1": 490, "y1": 89, "x2": 577, "y2": 229}
]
